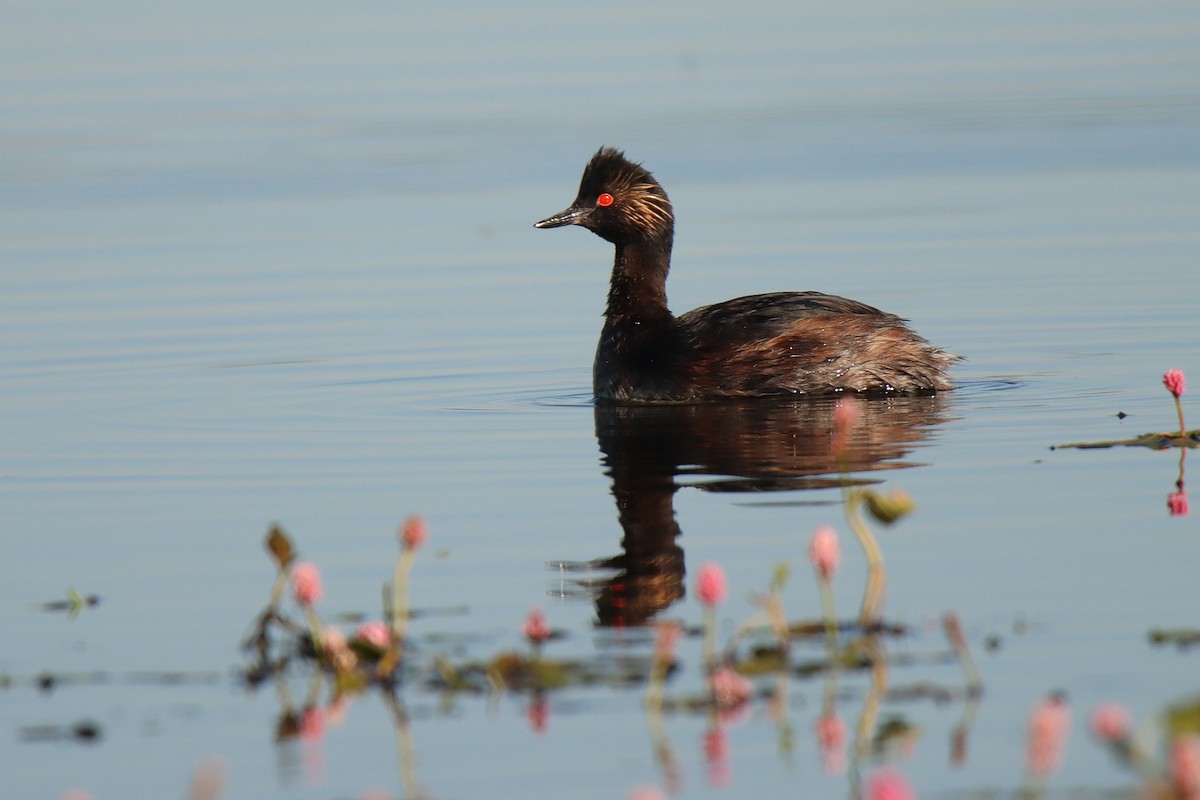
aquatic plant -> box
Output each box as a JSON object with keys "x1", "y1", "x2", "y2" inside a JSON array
[
  {"x1": 696, "y1": 562, "x2": 726, "y2": 670},
  {"x1": 522, "y1": 607, "x2": 552, "y2": 662},
  {"x1": 1091, "y1": 702, "x2": 1133, "y2": 743},
  {"x1": 864, "y1": 767, "x2": 915, "y2": 800},
  {"x1": 353, "y1": 620, "x2": 390, "y2": 653},
  {"x1": 695, "y1": 562, "x2": 727, "y2": 606},
  {"x1": 1088, "y1": 697, "x2": 1200, "y2": 799},
  {"x1": 227, "y1": 430, "x2": 1191, "y2": 800},
  {"x1": 1165, "y1": 369, "x2": 1187, "y2": 436},
  {"x1": 290, "y1": 562, "x2": 326, "y2": 658},
  {"x1": 1055, "y1": 369, "x2": 1195, "y2": 517},
  {"x1": 390, "y1": 515, "x2": 427, "y2": 646},
  {"x1": 829, "y1": 392, "x2": 919, "y2": 624},
  {"x1": 1024, "y1": 693, "x2": 1071, "y2": 782},
  {"x1": 807, "y1": 525, "x2": 841, "y2": 580},
  {"x1": 808, "y1": 525, "x2": 840, "y2": 647},
  {"x1": 291, "y1": 562, "x2": 323, "y2": 607}
]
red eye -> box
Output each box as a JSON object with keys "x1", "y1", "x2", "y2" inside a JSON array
[{"x1": 597, "y1": 193, "x2": 614, "y2": 207}]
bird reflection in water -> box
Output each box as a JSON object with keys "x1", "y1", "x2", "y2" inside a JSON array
[{"x1": 552, "y1": 395, "x2": 952, "y2": 626}]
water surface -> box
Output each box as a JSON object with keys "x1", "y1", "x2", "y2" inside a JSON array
[{"x1": 2, "y1": 2, "x2": 1198, "y2": 797}]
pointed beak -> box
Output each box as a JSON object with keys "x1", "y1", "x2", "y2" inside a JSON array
[{"x1": 534, "y1": 205, "x2": 589, "y2": 229}]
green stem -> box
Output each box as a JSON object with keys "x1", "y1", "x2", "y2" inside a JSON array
[
  {"x1": 817, "y1": 575, "x2": 838, "y2": 653},
  {"x1": 701, "y1": 605, "x2": 717, "y2": 673},
  {"x1": 646, "y1": 651, "x2": 667, "y2": 712},
  {"x1": 845, "y1": 492, "x2": 885, "y2": 626},
  {"x1": 392, "y1": 549, "x2": 414, "y2": 641},
  {"x1": 268, "y1": 569, "x2": 288, "y2": 609},
  {"x1": 304, "y1": 606, "x2": 324, "y2": 661}
]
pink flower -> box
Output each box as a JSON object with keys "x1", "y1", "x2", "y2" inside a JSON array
[
  {"x1": 522, "y1": 606, "x2": 552, "y2": 644},
  {"x1": 1164, "y1": 369, "x2": 1187, "y2": 399},
  {"x1": 400, "y1": 514, "x2": 428, "y2": 551},
  {"x1": 831, "y1": 395, "x2": 859, "y2": 454},
  {"x1": 1169, "y1": 490, "x2": 1190, "y2": 517},
  {"x1": 1026, "y1": 693, "x2": 1071, "y2": 777},
  {"x1": 326, "y1": 694, "x2": 349, "y2": 727},
  {"x1": 628, "y1": 788, "x2": 667, "y2": 800},
  {"x1": 653, "y1": 620, "x2": 682, "y2": 663},
  {"x1": 324, "y1": 628, "x2": 348, "y2": 652},
  {"x1": 323, "y1": 626, "x2": 347, "y2": 651},
  {"x1": 1089, "y1": 702, "x2": 1131, "y2": 742},
  {"x1": 864, "y1": 768, "x2": 915, "y2": 800},
  {"x1": 1171, "y1": 735, "x2": 1200, "y2": 800},
  {"x1": 1089, "y1": 702, "x2": 1132, "y2": 742},
  {"x1": 696, "y1": 562, "x2": 727, "y2": 607},
  {"x1": 833, "y1": 395, "x2": 859, "y2": 435},
  {"x1": 186, "y1": 757, "x2": 227, "y2": 800},
  {"x1": 291, "y1": 562, "x2": 323, "y2": 606},
  {"x1": 354, "y1": 620, "x2": 391, "y2": 650},
  {"x1": 816, "y1": 711, "x2": 846, "y2": 774},
  {"x1": 703, "y1": 725, "x2": 731, "y2": 788},
  {"x1": 710, "y1": 666, "x2": 753, "y2": 709},
  {"x1": 299, "y1": 705, "x2": 324, "y2": 741},
  {"x1": 526, "y1": 693, "x2": 549, "y2": 733},
  {"x1": 322, "y1": 627, "x2": 357, "y2": 671},
  {"x1": 703, "y1": 725, "x2": 728, "y2": 761},
  {"x1": 808, "y1": 526, "x2": 840, "y2": 579}
]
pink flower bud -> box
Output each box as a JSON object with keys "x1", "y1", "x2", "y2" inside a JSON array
[
  {"x1": 353, "y1": 620, "x2": 391, "y2": 650},
  {"x1": 322, "y1": 627, "x2": 357, "y2": 671},
  {"x1": 1168, "y1": 491, "x2": 1190, "y2": 517},
  {"x1": 807, "y1": 526, "x2": 841, "y2": 579},
  {"x1": 833, "y1": 395, "x2": 859, "y2": 436},
  {"x1": 628, "y1": 788, "x2": 667, "y2": 800},
  {"x1": 298, "y1": 705, "x2": 324, "y2": 741},
  {"x1": 703, "y1": 726, "x2": 730, "y2": 787},
  {"x1": 1089, "y1": 702, "x2": 1132, "y2": 742},
  {"x1": 1171, "y1": 735, "x2": 1200, "y2": 799},
  {"x1": 323, "y1": 626, "x2": 348, "y2": 653},
  {"x1": 526, "y1": 693, "x2": 549, "y2": 733},
  {"x1": 522, "y1": 606, "x2": 551, "y2": 644},
  {"x1": 291, "y1": 562, "x2": 323, "y2": 606},
  {"x1": 816, "y1": 711, "x2": 847, "y2": 774},
  {"x1": 695, "y1": 563, "x2": 727, "y2": 607},
  {"x1": 400, "y1": 514, "x2": 428, "y2": 551},
  {"x1": 1026, "y1": 693, "x2": 1071, "y2": 777},
  {"x1": 1164, "y1": 369, "x2": 1186, "y2": 399},
  {"x1": 864, "y1": 768, "x2": 915, "y2": 800},
  {"x1": 709, "y1": 666, "x2": 753, "y2": 708},
  {"x1": 653, "y1": 620, "x2": 682, "y2": 663}
]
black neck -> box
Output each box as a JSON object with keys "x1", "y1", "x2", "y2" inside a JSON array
[{"x1": 605, "y1": 240, "x2": 673, "y2": 322}]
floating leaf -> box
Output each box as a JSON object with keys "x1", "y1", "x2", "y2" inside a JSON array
[
  {"x1": 1149, "y1": 628, "x2": 1200, "y2": 650},
  {"x1": 40, "y1": 590, "x2": 99, "y2": 616},
  {"x1": 1054, "y1": 430, "x2": 1200, "y2": 450}
]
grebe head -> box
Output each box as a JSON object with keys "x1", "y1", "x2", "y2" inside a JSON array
[{"x1": 534, "y1": 147, "x2": 673, "y2": 246}]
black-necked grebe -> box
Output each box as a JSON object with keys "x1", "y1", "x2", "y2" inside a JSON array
[{"x1": 535, "y1": 147, "x2": 958, "y2": 402}]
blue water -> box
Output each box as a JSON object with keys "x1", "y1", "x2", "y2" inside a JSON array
[{"x1": 2, "y1": 2, "x2": 1198, "y2": 798}]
